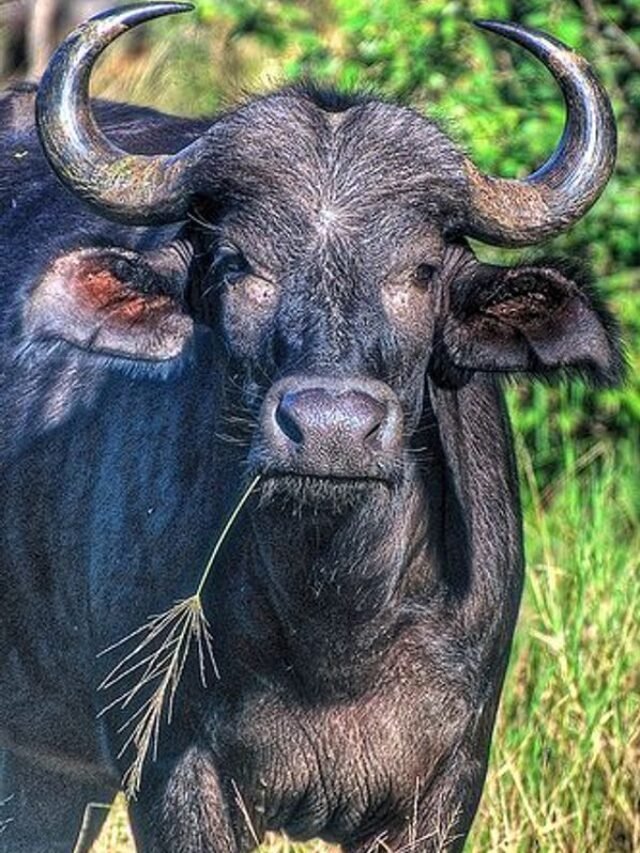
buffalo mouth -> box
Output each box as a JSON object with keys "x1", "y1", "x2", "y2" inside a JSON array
[{"x1": 256, "y1": 468, "x2": 396, "y2": 514}]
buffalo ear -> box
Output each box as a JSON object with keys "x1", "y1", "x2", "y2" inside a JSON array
[
  {"x1": 430, "y1": 263, "x2": 622, "y2": 387},
  {"x1": 24, "y1": 246, "x2": 193, "y2": 362}
]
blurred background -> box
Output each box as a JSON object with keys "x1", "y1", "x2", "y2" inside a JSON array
[{"x1": 1, "y1": 1, "x2": 639, "y2": 851}]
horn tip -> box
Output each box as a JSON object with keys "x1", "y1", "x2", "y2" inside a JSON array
[
  {"x1": 472, "y1": 19, "x2": 573, "y2": 54},
  {"x1": 89, "y1": 2, "x2": 194, "y2": 27},
  {"x1": 473, "y1": 20, "x2": 516, "y2": 37},
  {"x1": 473, "y1": 19, "x2": 501, "y2": 30}
]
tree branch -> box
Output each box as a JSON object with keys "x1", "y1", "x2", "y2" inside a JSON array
[{"x1": 573, "y1": 0, "x2": 640, "y2": 72}]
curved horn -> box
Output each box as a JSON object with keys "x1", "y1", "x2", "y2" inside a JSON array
[
  {"x1": 36, "y1": 2, "x2": 200, "y2": 225},
  {"x1": 463, "y1": 21, "x2": 617, "y2": 247}
]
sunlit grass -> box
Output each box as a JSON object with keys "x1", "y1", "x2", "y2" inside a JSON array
[
  {"x1": 91, "y1": 440, "x2": 640, "y2": 852},
  {"x1": 469, "y1": 437, "x2": 640, "y2": 852}
]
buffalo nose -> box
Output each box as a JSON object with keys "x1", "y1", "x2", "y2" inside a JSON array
[{"x1": 275, "y1": 388, "x2": 390, "y2": 450}]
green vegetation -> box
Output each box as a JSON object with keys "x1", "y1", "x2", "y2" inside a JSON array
[
  {"x1": 10, "y1": 0, "x2": 634, "y2": 850},
  {"x1": 469, "y1": 438, "x2": 639, "y2": 851}
]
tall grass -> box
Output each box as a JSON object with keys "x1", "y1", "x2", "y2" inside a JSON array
[
  {"x1": 469, "y1": 436, "x2": 639, "y2": 852},
  {"x1": 91, "y1": 437, "x2": 639, "y2": 852}
]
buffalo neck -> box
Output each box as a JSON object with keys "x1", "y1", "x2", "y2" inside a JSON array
[{"x1": 230, "y1": 467, "x2": 444, "y2": 697}]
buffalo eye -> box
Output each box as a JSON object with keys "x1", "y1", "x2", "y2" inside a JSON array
[
  {"x1": 212, "y1": 245, "x2": 250, "y2": 286},
  {"x1": 213, "y1": 246, "x2": 277, "y2": 307},
  {"x1": 414, "y1": 263, "x2": 439, "y2": 288}
]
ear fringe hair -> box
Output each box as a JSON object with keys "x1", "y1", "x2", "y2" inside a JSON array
[{"x1": 511, "y1": 254, "x2": 626, "y2": 388}]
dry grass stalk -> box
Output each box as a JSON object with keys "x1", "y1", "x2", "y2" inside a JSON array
[
  {"x1": 0, "y1": 793, "x2": 13, "y2": 836},
  {"x1": 98, "y1": 475, "x2": 261, "y2": 798},
  {"x1": 231, "y1": 778, "x2": 262, "y2": 847}
]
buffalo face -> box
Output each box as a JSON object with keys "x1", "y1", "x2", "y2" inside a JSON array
[{"x1": 185, "y1": 95, "x2": 465, "y2": 499}]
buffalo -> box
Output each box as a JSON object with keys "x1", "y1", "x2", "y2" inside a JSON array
[{"x1": 0, "y1": 3, "x2": 621, "y2": 852}]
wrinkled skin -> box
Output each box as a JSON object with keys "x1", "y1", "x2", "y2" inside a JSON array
[{"x1": 0, "y1": 83, "x2": 620, "y2": 852}]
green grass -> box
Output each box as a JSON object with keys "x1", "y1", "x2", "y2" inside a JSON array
[
  {"x1": 91, "y1": 436, "x2": 640, "y2": 852},
  {"x1": 468, "y1": 436, "x2": 639, "y2": 852}
]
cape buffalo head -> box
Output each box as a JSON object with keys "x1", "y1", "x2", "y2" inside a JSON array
[{"x1": 29, "y1": 3, "x2": 621, "y2": 508}]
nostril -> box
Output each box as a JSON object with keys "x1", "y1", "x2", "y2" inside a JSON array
[
  {"x1": 351, "y1": 395, "x2": 387, "y2": 447},
  {"x1": 275, "y1": 396, "x2": 304, "y2": 445},
  {"x1": 363, "y1": 418, "x2": 383, "y2": 445}
]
